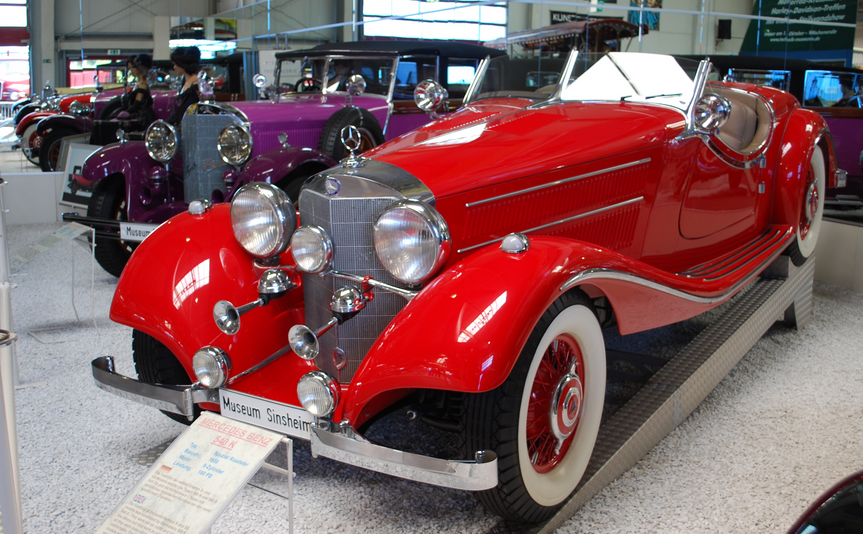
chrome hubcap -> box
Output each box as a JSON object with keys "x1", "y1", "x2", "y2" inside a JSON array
[{"x1": 549, "y1": 373, "x2": 583, "y2": 451}]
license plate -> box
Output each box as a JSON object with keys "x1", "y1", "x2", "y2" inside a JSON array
[
  {"x1": 218, "y1": 389, "x2": 314, "y2": 440},
  {"x1": 119, "y1": 222, "x2": 159, "y2": 242}
]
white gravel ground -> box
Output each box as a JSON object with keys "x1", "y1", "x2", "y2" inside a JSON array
[{"x1": 2, "y1": 152, "x2": 861, "y2": 533}]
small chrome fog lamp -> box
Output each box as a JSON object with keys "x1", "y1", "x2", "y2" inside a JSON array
[
  {"x1": 290, "y1": 226, "x2": 334, "y2": 274},
  {"x1": 192, "y1": 347, "x2": 232, "y2": 389},
  {"x1": 297, "y1": 371, "x2": 340, "y2": 417}
]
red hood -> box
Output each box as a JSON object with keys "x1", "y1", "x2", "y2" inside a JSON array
[{"x1": 369, "y1": 99, "x2": 686, "y2": 200}]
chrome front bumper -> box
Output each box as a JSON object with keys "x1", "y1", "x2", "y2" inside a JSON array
[
  {"x1": 92, "y1": 356, "x2": 217, "y2": 418},
  {"x1": 91, "y1": 356, "x2": 499, "y2": 491}
]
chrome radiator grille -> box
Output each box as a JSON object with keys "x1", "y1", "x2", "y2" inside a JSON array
[
  {"x1": 181, "y1": 113, "x2": 235, "y2": 204},
  {"x1": 300, "y1": 189, "x2": 409, "y2": 383}
]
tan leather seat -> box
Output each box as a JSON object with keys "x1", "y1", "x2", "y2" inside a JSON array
[{"x1": 713, "y1": 87, "x2": 771, "y2": 154}]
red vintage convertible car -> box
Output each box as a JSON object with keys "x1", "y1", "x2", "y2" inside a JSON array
[{"x1": 92, "y1": 51, "x2": 841, "y2": 523}]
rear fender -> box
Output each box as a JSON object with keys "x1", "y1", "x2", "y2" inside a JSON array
[
  {"x1": 232, "y1": 146, "x2": 337, "y2": 192},
  {"x1": 36, "y1": 113, "x2": 92, "y2": 134},
  {"x1": 340, "y1": 236, "x2": 735, "y2": 424},
  {"x1": 110, "y1": 204, "x2": 309, "y2": 399},
  {"x1": 772, "y1": 109, "x2": 836, "y2": 227}
]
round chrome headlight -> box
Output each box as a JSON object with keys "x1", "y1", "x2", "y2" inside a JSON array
[
  {"x1": 218, "y1": 123, "x2": 253, "y2": 166},
  {"x1": 230, "y1": 183, "x2": 297, "y2": 258},
  {"x1": 145, "y1": 120, "x2": 178, "y2": 163},
  {"x1": 373, "y1": 200, "x2": 451, "y2": 284},
  {"x1": 192, "y1": 347, "x2": 232, "y2": 389},
  {"x1": 69, "y1": 100, "x2": 89, "y2": 115},
  {"x1": 297, "y1": 371, "x2": 340, "y2": 417},
  {"x1": 290, "y1": 226, "x2": 334, "y2": 274}
]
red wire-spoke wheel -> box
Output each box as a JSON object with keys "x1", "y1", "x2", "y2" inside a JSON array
[
  {"x1": 790, "y1": 148, "x2": 826, "y2": 266},
  {"x1": 526, "y1": 334, "x2": 584, "y2": 474},
  {"x1": 464, "y1": 291, "x2": 605, "y2": 523}
]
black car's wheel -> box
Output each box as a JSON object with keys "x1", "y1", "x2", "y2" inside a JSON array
[
  {"x1": 38, "y1": 127, "x2": 75, "y2": 172},
  {"x1": 274, "y1": 164, "x2": 328, "y2": 203},
  {"x1": 788, "y1": 148, "x2": 826, "y2": 266},
  {"x1": 98, "y1": 95, "x2": 123, "y2": 121},
  {"x1": 132, "y1": 330, "x2": 200, "y2": 426},
  {"x1": 463, "y1": 291, "x2": 606, "y2": 523},
  {"x1": 317, "y1": 107, "x2": 384, "y2": 162},
  {"x1": 87, "y1": 176, "x2": 137, "y2": 278}
]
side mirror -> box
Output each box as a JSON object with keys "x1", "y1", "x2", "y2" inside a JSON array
[
  {"x1": 345, "y1": 74, "x2": 366, "y2": 107},
  {"x1": 345, "y1": 74, "x2": 366, "y2": 96},
  {"x1": 414, "y1": 80, "x2": 448, "y2": 114},
  {"x1": 693, "y1": 93, "x2": 731, "y2": 133},
  {"x1": 197, "y1": 70, "x2": 215, "y2": 103},
  {"x1": 253, "y1": 74, "x2": 268, "y2": 89}
]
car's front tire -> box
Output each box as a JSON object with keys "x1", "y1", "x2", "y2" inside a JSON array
[
  {"x1": 38, "y1": 127, "x2": 75, "y2": 172},
  {"x1": 463, "y1": 291, "x2": 606, "y2": 523},
  {"x1": 87, "y1": 176, "x2": 137, "y2": 278},
  {"x1": 132, "y1": 330, "x2": 200, "y2": 425},
  {"x1": 789, "y1": 147, "x2": 826, "y2": 266}
]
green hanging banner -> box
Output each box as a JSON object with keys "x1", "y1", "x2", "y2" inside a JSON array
[{"x1": 740, "y1": 0, "x2": 858, "y2": 52}]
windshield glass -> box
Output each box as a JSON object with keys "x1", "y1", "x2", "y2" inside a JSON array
[
  {"x1": 276, "y1": 55, "x2": 397, "y2": 97},
  {"x1": 468, "y1": 52, "x2": 697, "y2": 112}
]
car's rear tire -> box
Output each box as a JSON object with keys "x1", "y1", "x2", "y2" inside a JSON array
[
  {"x1": 38, "y1": 127, "x2": 75, "y2": 172},
  {"x1": 87, "y1": 176, "x2": 137, "y2": 278},
  {"x1": 317, "y1": 107, "x2": 384, "y2": 162},
  {"x1": 463, "y1": 291, "x2": 606, "y2": 523},
  {"x1": 132, "y1": 329, "x2": 200, "y2": 425},
  {"x1": 99, "y1": 95, "x2": 123, "y2": 121},
  {"x1": 788, "y1": 148, "x2": 826, "y2": 266}
]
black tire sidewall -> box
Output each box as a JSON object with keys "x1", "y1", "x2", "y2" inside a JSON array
[
  {"x1": 463, "y1": 291, "x2": 605, "y2": 523},
  {"x1": 87, "y1": 177, "x2": 136, "y2": 278},
  {"x1": 39, "y1": 128, "x2": 74, "y2": 172},
  {"x1": 317, "y1": 107, "x2": 385, "y2": 162},
  {"x1": 132, "y1": 330, "x2": 200, "y2": 425}
]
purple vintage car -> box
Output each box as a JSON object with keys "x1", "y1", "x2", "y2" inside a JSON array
[
  {"x1": 66, "y1": 40, "x2": 504, "y2": 277},
  {"x1": 36, "y1": 55, "x2": 246, "y2": 172}
]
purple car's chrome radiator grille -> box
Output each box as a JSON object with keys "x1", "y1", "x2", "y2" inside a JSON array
[
  {"x1": 182, "y1": 113, "x2": 236, "y2": 204},
  {"x1": 299, "y1": 189, "x2": 410, "y2": 383}
]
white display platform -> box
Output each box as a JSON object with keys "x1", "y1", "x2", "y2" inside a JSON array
[
  {"x1": 0, "y1": 172, "x2": 65, "y2": 225},
  {"x1": 813, "y1": 219, "x2": 863, "y2": 292}
]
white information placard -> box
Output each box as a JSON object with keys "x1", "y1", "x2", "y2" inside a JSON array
[
  {"x1": 97, "y1": 413, "x2": 281, "y2": 534},
  {"x1": 11, "y1": 223, "x2": 90, "y2": 263}
]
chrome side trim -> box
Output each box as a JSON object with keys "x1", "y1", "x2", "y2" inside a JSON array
[
  {"x1": 466, "y1": 159, "x2": 651, "y2": 208},
  {"x1": 310, "y1": 425, "x2": 498, "y2": 491},
  {"x1": 560, "y1": 228, "x2": 794, "y2": 303},
  {"x1": 458, "y1": 197, "x2": 643, "y2": 254},
  {"x1": 91, "y1": 356, "x2": 217, "y2": 416},
  {"x1": 308, "y1": 160, "x2": 434, "y2": 205}
]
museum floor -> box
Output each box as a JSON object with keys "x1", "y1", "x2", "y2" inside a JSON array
[{"x1": 2, "y1": 149, "x2": 861, "y2": 533}]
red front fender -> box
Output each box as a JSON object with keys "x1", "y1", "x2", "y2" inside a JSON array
[
  {"x1": 110, "y1": 204, "x2": 310, "y2": 399},
  {"x1": 338, "y1": 230, "x2": 789, "y2": 424}
]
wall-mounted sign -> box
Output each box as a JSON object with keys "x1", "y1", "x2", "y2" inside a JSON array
[{"x1": 741, "y1": 0, "x2": 857, "y2": 53}]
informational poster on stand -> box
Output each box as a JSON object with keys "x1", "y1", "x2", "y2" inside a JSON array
[{"x1": 97, "y1": 413, "x2": 281, "y2": 534}]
